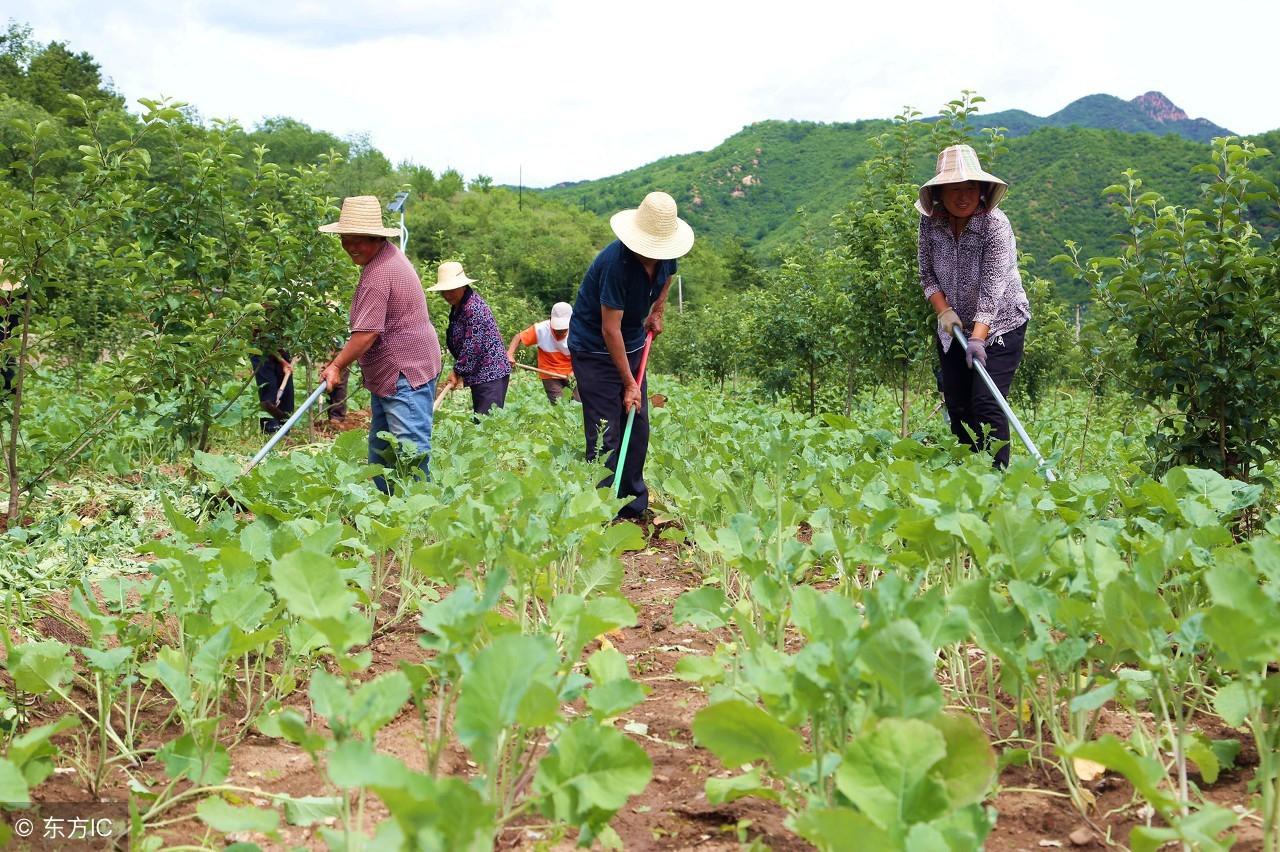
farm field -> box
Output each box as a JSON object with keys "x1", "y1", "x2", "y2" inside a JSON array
[
  {"x1": 4, "y1": 374, "x2": 1278, "y2": 851},
  {"x1": 3, "y1": 19, "x2": 1280, "y2": 851}
]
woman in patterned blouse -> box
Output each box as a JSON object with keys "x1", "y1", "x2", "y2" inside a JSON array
[
  {"x1": 430, "y1": 261, "x2": 512, "y2": 415},
  {"x1": 916, "y1": 144, "x2": 1031, "y2": 468}
]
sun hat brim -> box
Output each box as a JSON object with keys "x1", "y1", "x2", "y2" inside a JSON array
[
  {"x1": 427, "y1": 274, "x2": 476, "y2": 292},
  {"x1": 549, "y1": 317, "x2": 570, "y2": 330},
  {"x1": 916, "y1": 171, "x2": 1008, "y2": 217},
  {"x1": 318, "y1": 222, "x2": 403, "y2": 238},
  {"x1": 610, "y1": 209, "x2": 695, "y2": 261}
]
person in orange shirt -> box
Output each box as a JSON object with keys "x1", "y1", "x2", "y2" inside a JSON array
[{"x1": 507, "y1": 302, "x2": 577, "y2": 403}]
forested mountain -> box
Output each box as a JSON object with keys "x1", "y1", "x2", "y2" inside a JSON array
[
  {"x1": 981, "y1": 91, "x2": 1233, "y2": 142},
  {"x1": 542, "y1": 94, "x2": 1276, "y2": 302}
]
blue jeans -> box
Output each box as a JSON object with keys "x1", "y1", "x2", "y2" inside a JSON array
[{"x1": 369, "y1": 373, "x2": 437, "y2": 493}]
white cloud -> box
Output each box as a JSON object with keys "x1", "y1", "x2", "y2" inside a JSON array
[{"x1": 12, "y1": 0, "x2": 1278, "y2": 186}]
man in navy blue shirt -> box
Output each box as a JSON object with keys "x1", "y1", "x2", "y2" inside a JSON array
[{"x1": 569, "y1": 191, "x2": 694, "y2": 519}]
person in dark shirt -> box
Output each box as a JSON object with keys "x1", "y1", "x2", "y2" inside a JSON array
[
  {"x1": 569, "y1": 191, "x2": 693, "y2": 520},
  {"x1": 250, "y1": 346, "x2": 294, "y2": 434}
]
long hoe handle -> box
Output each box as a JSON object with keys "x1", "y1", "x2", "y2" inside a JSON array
[
  {"x1": 514, "y1": 362, "x2": 571, "y2": 381},
  {"x1": 614, "y1": 333, "x2": 655, "y2": 499},
  {"x1": 243, "y1": 380, "x2": 329, "y2": 475},
  {"x1": 951, "y1": 326, "x2": 1055, "y2": 482}
]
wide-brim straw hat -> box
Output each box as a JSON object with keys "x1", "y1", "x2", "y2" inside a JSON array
[
  {"x1": 610, "y1": 191, "x2": 694, "y2": 260},
  {"x1": 915, "y1": 144, "x2": 1008, "y2": 217},
  {"x1": 318, "y1": 195, "x2": 402, "y2": 238},
  {"x1": 430, "y1": 260, "x2": 476, "y2": 292}
]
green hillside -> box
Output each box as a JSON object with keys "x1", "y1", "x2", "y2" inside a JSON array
[
  {"x1": 981, "y1": 92, "x2": 1233, "y2": 144},
  {"x1": 543, "y1": 116, "x2": 1278, "y2": 303},
  {"x1": 548, "y1": 118, "x2": 892, "y2": 248}
]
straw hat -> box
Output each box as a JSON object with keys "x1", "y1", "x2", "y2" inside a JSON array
[
  {"x1": 549, "y1": 301, "x2": 572, "y2": 331},
  {"x1": 430, "y1": 261, "x2": 476, "y2": 292},
  {"x1": 610, "y1": 191, "x2": 694, "y2": 260},
  {"x1": 915, "y1": 144, "x2": 1008, "y2": 217},
  {"x1": 318, "y1": 195, "x2": 402, "y2": 238}
]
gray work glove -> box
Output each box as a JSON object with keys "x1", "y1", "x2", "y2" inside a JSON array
[
  {"x1": 937, "y1": 308, "x2": 961, "y2": 337},
  {"x1": 965, "y1": 336, "x2": 988, "y2": 369}
]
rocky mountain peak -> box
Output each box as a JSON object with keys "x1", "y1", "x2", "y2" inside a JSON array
[{"x1": 1130, "y1": 91, "x2": 1189, "y2": 124}]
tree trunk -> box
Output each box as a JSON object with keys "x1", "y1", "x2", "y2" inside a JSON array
[
  {"x1": 5, "y1": 284, "x2": 35, "y2": 529},
  {"x1": 844, "y1": 358, "x2": 856, "y2": 417},
  {"x1": 808, "y1": 356, "x2": 816, "y2": 417},
  {"x1": 899, "y1": 370, "x2": 911, "y2": 438}
]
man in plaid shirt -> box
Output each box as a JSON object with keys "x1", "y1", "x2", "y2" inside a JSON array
[{"x1": 320, "y1": 196, "x2": 442, "y2": 491}]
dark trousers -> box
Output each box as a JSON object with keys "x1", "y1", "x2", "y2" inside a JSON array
[
  {"x1": 251, "y1": 353, "x2": 295, "y2": 433},
  {"x1": 937, "y1": 322, "x2": 1026, "y2": 468},
  {"x1": 470, "y1": 374, "x2": 509, "y2": 416},
  {"x1": 576, "y1": 350, "x2": 649, "y2": 518},
  {"x1": 542, "y1": 378, "x2": 579, "y2": 404}
]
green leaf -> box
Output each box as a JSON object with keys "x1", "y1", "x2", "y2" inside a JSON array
[
  {"x1": 455, "y1": 634, "x2": 559, "y2": 764},
  {"x1": 373, "y1": 775, "x2": 494, "y2": 851},
  {"x1": 1064, "y1": 737, "x2": 1174, "y2": 813},
  {"x1": 157, "y1": 733, "x2": 230, "y2": 785},
  {"x1": 193, "y1": 451, "x2": 242, "y2": 489},
  {"x1": 191, "y1": 626, "x2": 233, "y2": 686},
  {"x1": 705, "y1": 768, "x2": 778, "y2": 805},
  {"x1": 327, "y1": 739, "x2": 410, "y2": 790},
  {"x1": 1184, "y1": 733, "x2": 1221, "y2": 785},
  {"x1": 270, "y1": 550, "x2": 355, "y2": 622},
  {"x1": 674, "y1": 655, "x2": 723, "y2": 683},
  {"x1": 587, "y1": 679, "x2": 647, "y2": 719},
  {"x1": 1214, "y1": 680, "x2": 1252, "y2": 727},
  {"x1": 930, "y1": 714, "x2": 996, "y2": 808},
  {"x1": 790, "y1": 806, "x2": 892, "y2": 852},
  {"x1": 585, "y1": 647, "x2": 627, "y2": 683},
  {"x1": 7, "y1": 641, "x2": 73, "y2": 695},
  {"x1": 81, "y1": 645, "x2": 133, "y2": 674},
  {"x1": 212, "y1": 585, "x2": 274, "y2": 631},
  {"x1": 280, "y1": 795, "x2": 344, "y2": 827},
  {"x1": 1069, "y1": 681, "x2": 1117, "y2": 713},
  {"x1": 858, "y1": 620, "x2": 943, "y2": 719},
  {"x1": 350, "y1": 671, "x2": 411, "y2": 737},
  {"x1": 836, "y1": 718, "x2": 948, "y2": 831},
  {"x1": 534, "y1": 719, "x2": 652, "y2": 845},
  {"x1": 673, "y1": 586, "x2": 731, "y2": 630},
  {"x1": 692, "y1": 699, "x2": 809, "y2": 774},
  {"x1": 197, "y1": 795, "x2": 279, "y2": 833},
  {"x1": 0, "y1": 758, "x2": 31, "y2": 803}
]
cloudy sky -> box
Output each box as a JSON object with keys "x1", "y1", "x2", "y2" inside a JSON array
[{"x1": 13, "y1": 0, "x2": 1278, "y2": 187}]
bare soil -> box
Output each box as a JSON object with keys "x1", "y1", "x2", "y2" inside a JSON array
[{"x1": 18, "y1": 516, "x2": 1264, "y2": 850}]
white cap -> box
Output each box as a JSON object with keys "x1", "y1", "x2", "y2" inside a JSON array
[{"x1": 550, "y1": 301, "x2": 572, "y2": 331}]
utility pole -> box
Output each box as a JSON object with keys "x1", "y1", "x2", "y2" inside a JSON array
[
  {"x1": 387, "y1": 191, "x2": 409, "y2": 253},
  {"x1": 677, "y1": 274, "x2": 683, "y2": 313},
  {"x1": 518, "y1": 165, "x2": 523, "y2": 211}
]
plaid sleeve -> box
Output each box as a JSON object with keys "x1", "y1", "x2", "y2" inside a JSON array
[{"x1": 350, "y1": 274, "x2": 388, "y2": 333}]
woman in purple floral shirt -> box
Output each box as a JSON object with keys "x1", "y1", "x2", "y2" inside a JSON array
[
  {"x1": 917, "y1": 144, "x2": 1031, "y2": 468},
  {"x1": 430, "y1": 262, "x2": 511, "y2": 415}
]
